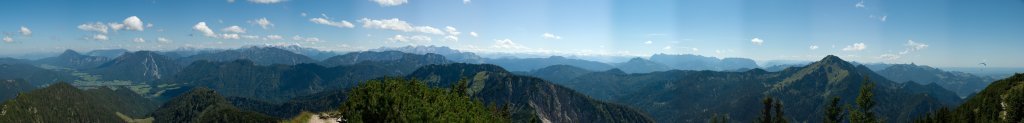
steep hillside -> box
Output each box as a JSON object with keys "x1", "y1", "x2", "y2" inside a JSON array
[
  {"x1": 158, "y1": 53, "x2": 450, "y2": 103},
  {"x1": 0, "y1": 79, "x2": 33, "y2": 102},
  {"x1": 0, "y1": 82, "x2": 158, "y2": 122},
  {"x1": 228, "y1": 88, "x2": 348, "y2": 118},
  {"x1": 0, "y1": 63, "x2": 78, "y2": 86},
  {"x1": 151, "y1": 87, "x2": 277, "y2": 123},
  {"x1": 408, "y1": 63, "x2": 654, "y2": 123},
  {"x1": 525, "y1": 65, "x2": 594, "y2": 83},
  {"x1": 766, "y1": 55, "x2": 959, "y2": 121},
  {"x1": 915, "y1": 73, "x2": 1024, "y2": 122}
]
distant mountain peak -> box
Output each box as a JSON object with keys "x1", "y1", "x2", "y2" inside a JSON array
[
  {"x1": 59, "y1": 49, "x2": 82, "y2": 57},
  {"x1": 603, "y1": 68, "x2": 627, "y2": 75},
  {"x1": 819, "y1": 55, "x2": 846, "y2": 63},
  {"x1": 627, "y1": 57, "x2": 647, "y2": 61}
]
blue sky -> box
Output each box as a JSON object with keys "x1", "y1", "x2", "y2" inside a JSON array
[{"x1": 0, "y1": 0, "x2": 1022, "y2": 67}]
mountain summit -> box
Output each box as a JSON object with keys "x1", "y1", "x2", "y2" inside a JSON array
[{"x1": 817, "y1": 55, "x2": 852, "y2": 66}]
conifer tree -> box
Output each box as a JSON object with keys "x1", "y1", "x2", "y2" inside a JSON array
[{"x1": 824, "y1": 97, "x2": 843, "y2": 123}]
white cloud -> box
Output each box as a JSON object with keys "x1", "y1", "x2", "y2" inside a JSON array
[
  {"x1": 445, "y1": 26, "x2": 461, "y2": 36},
  {"x1": 409, "y1": 35, "x2": 431, "y2": 43},
  {"x1": 78, "y1": 22, "x2": 109, "y2": 34},
  {"x1": 691, "y1": 48, "x2": 699, "y2": 52},
  {"x1": 300, "y1": 12, "x2": 307, "y2": 17},
  {"x1": 291, "y1": 35, "x2": 323, "y2": 42},
  {"x1": 248, "y1": 0, "x2": 286, "y2": 4},
  {"x1": 469, "y1": 32, "x2": 478, "y2": 37},
  {"x1": 359, "y1": 18, "x2": 444, "y2": 35},
  {"x1": 227, "y1": 0, "x2": 236, "y2": 3},
  {"x1": 441, "y1": 26, "x2": 461, "y2": 42},
  {"x1": 19, "y1": 26, "x2": 31, "y2": 36},
  {"x1": 644, "y1": 40, "x2": 653, "y2": 45},
  {"x1": 310, "y1": 18, "x2": 354, "y2": 28},
  {"x1": 91, "y1": 34, "x2": 109, "y2": 41},
  {"x1": 899, "y1": 40, "x2": 929, "y2": 55},
  {"x1": 157, "y1": 37, "x2": 171, "y2": 44},
  {"x1": 906, "y1": 40, "x2": 928, "y2": 50},
  {"x1": 250, "y1": 18, "x2": 274, "y2": 29},
  {"x1": 444, "y1": 35, "x2": 459, "y2": 42},
  {"x1": 222, "y1": 26, "x2": 247, "y2": 33},
  {"x1": 842, "y1": 43, "x2": 867, "y2": 51},
  {"x1": 361, "y1": 18, "x2": 413, "y2": 30},
  {"x1": 809, "y1": 45, "x2": 819, "y2": 50},
  {"x1": 542, "y1": 33, "x2": 562, "y2": 40},
  {"x1": 79, "y1": 16, "x2": 143, "y2": 34},
  {"x1": 463, "y1": 0, "x2": 470, "y2": 4},
  {"x1": 878, "y1": 44, "x2": 932, "y2": 59},
  {"x1": 266, "y1": 35, "x2": 283, "y2": 40},
  {"x1": 2, "y1": 36, "x2": 12, "y2": 43},
  {"x1": 855, "y1": 0, "x2": 865, "y2": 8},
  {"x1": 751, "y1": 38, "x2": 764, "y2": 46},
  {"x1": 371, "y1": 0, "x2": 407, "y2": 6},
  {"x1": 192, "y1": 22, "x2": 217, "y2": 37},
  {"x1": 220, "y1": 34, "x2": 241, "y2": 39},
  {"x1": 492, "y1": 39, "x2": 527, "y2": 49},
  {"x1": 415, "y1": 27, "x2": 444, "y2": 35},
  {"x1": 132, "y1": 37, "x2": 146, "y2": 43},
  {"x1": 123, "y1": 16, "x2": 145, "y2": 31},
  {"x1": 662, "y1": 46, "x2": 672, "y2": 50},
  {"x1": 108, "y1": 23, "x2": 125, "y2": 31}
]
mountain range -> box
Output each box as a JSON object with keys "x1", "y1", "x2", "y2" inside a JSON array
[
  {"x1": 178, "y1": 46, "x2": 318, "y2": 66},
  {"x1": 529, "y1": 55, "x2": 961, "y2": 122},
  {"x1": 0, "y1": 45, "x2": 1017, "y2": 122},
  {"x1": 649, "y1": 54, "x2": 759, "y2": 71},
  {"x1": 36, "y1": 50, "x2": 111, "y2": 69},
  {"x1": 371, "y1": 45, "x2": 485, "y2": 63},
  {"x1": 877, "y1": 63, "x2": 995, "y2": 97}
]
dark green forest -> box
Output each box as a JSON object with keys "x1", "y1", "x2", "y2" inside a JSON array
[{"x1": 337, "y1": 78, "x2": 511, "y2": 122}]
